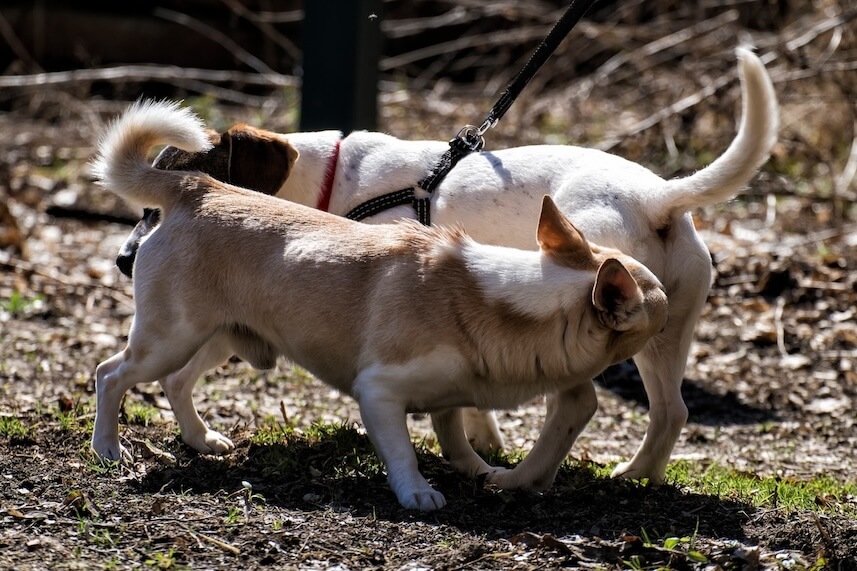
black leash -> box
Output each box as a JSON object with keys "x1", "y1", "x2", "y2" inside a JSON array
[{"x1": 346, "y1": 0, "x2": 598, "y2": 225}]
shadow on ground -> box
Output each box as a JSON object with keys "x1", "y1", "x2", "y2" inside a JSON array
[
  {"x1": 597, "y1": 361, "x2": 777, "y2": 426},
  {"x1": 138, "y1": 426, "x2": 753, "y2": 544}
]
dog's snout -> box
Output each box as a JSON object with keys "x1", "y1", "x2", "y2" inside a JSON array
[{"x1": 116, "y1": 254, "x2": 134, "y2": 278}]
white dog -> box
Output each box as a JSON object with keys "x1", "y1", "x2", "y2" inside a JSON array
[
  {"x1": 90, "y1": 100, "x2": 668, "y2": 510},
  {"x1": 117, "y1": 48, "x2": 777, "y2": 483}
]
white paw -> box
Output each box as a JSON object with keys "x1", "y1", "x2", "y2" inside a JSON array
[
  {"x1": 484, "y1": 466, "x2": 518, "y2": 489},
  {"x1": 184, "y1": 429, "x2": 235, "y2": 455},
  {"x1": 397, "y1": 487, "x2": 447, "y2": 512},
  {"x1": 485, "y1": 467, "x2": 552, "y2": 491},
  {"x1": 91, "y1": 438, "x2": 133, "y2": 464},
  {"x1": 610, "y1": 461, "x2": 666, "y2": 484}
]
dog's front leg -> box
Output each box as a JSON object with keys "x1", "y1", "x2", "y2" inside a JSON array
[
  {"x1": 355, "y1": 375, "x2": 446, "y2": 511},
  {"x1": 160, "y1": 335, "x2": 236, "y2": 455},
  {"x1": 432, "y1": 408, "x2": 497, "y2": 478},
  {"x1": 487, "y1": 381, "x2": 597, "y2": 491}
]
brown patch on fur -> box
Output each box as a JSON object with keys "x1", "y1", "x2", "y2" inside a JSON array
[
  {"x1": 153, "y1": 125, "x2": 297, "y2": 196},
  {"x1": 153, "y1": 130, "x2": 228, "y2": 177}
]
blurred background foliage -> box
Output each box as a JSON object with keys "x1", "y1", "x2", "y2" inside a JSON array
[{"x1": 0, "y1": 0, "x2": 854, "y2": 219}]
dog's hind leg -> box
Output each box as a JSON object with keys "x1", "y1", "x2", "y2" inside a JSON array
[
  {"x1": 610, "y1": 319, "x2": 694, "y2": 483},
  {"x1": 610, "y1": 252, "x2": 708, "y2": 483},
  {"x1": 461, "y1": 408, "x2": 505, "y2": 453},
  {"x1": 432, "y1": 408, "x2": 496, "y2": 478},
  {"x1": 159, "y1": 335, "x2": 236, "y2": 455},
  {"x1": 487, "y1": 381, "x2": 597, "y2": 491},
  {"x1": 92, "y1": 323, "x2": 212, "y2": 463}
]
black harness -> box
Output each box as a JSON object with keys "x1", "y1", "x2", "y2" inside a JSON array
[{"x1": 345, "y1": 0, "x2": 598, "y2": 226}]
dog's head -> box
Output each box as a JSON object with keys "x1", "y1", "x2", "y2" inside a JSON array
[
  {"x1": 152, "y1": 124, "x2": 298, "y2": 196},
  {"x1": 536, "y1": 196, "x2": 668, "y2": 364},
  {"x1": 116, "y1": 125, "x2": 299, "y2": 278}
]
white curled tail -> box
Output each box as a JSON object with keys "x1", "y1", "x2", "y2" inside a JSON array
[
  {"x1": 659, "y1": 48, "x2": 779, "y2": 217},
  {"x1": 90, "y1": 100, "x2": 213, "y2": 209}
]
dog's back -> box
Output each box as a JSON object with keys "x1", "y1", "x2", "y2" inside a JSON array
[{"x1": 95, "y1": 100, "x2": 666, "y2": 396}]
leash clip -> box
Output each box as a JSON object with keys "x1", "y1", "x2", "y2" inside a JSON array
[
  {"x1": 453, "y1": 125, "x2": 486, "y2": 152},
  {"x1": 477, "y1": 117, "x2": 497, "y2": 136}
]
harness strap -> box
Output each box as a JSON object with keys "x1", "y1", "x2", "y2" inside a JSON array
[
  {"x1": 345, "y1": 188, "x2": 415, "y2": 221},
  {"x1": 345, "y1": 0, "x2": 597, "y2": 225},
  {"x1": 413, "y1": 197, "x2": 431, "y2": 226},
  {"x1": 345, "y1": 128, "x2": 483, "y2": 224}
]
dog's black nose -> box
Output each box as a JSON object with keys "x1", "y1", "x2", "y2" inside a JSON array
[{"x1": 116, "y1": 254, "x2": 134, "y2": 278}]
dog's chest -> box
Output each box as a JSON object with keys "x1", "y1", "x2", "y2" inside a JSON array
[{"x1": 366, "y1": 346, "x2": 576, "y2": 413}]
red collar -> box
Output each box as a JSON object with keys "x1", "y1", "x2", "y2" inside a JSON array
[{"x1": 315, "y1": 140, "x2": 341, "y2": 212}]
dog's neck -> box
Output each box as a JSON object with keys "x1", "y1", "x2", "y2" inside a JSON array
[
  {"x1": 435, "y1": 239, "x2": 608, "y2": 387},
  {"x1": 315, "y1": 139, "x2": 341, "y2": 212},
  {"x1": 276, "y1": 130, "x2": 343, "y2": 208}
]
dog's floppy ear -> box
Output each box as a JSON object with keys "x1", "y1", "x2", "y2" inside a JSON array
[
  {"x1": 537, "y1": 195, "x2": 593, "y2": 265},
  {"x1": 152, "y1": 131, "x2": 232, "y2": 182},
  {"x1": 225, "y1": 125, "x2": 299, "y2": 196},
  {"x1": 592, "y1": 258, "x2": 645, "y2": 331}
]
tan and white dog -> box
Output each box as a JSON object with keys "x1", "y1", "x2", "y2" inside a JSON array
[
  {"x1": 117, "y1": 48, "x2": 778, "y2": 483},
  {"x1": 91, "y1": 101, "x2": 668, "y2": 511}
]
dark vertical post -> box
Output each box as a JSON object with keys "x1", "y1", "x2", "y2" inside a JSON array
[{"x1": 300, "y1": 0, "x2": 382, "y2": 133}]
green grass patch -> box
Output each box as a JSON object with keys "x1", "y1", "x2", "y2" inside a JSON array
[
  {"x1": 247, "y1": 421, "x2": 856, "y2": 518},
  {"x1": 46, "y1": 400, "x2": 95, "y2": 434},
  {"x1": 123, "y1": 401, "x2": 160, "y2": 427},
  {"x1": 144, "y1": 547, "x2": 181, "y2": 570},
  {"x1": 0, "y1": 415, "x2": 31, "y2": 439},
  {"x1": 250, "y1": 418, "x2": 385, "y2": 481},
  {"x1": 666, "y1": 459, "x2": 856, "y2": 515},
  {"x1": 0, "y1": 291, "x2": 46, "y2": 317}
]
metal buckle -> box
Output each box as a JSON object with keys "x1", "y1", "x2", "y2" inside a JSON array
[{"x1": 453, "y1": 124, "x2": 485, "y2": 152}]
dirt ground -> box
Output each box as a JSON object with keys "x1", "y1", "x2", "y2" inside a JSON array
[{"x1": 2, "y1": 20, "x2": 857, "y2": 570}]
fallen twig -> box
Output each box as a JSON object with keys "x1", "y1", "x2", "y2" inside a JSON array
[
  {"x1": 774, "y1": 297, "x2": 788, "y2": 358},
  {"x1": 0, "y1": 66, "x2": 298, "y2": 89},
  {"x1": 380, "y1": 25, "x2": 554, "y2": 71},
  {"x1": 218, "y1": 0, "x2": 301, "y2": 61},
  {"x1": 583, "y1": 10, "x2": 740, "y2": 95},
  {"x1": 0, "y1": 257, "x2": 134, "y2": 308},
  {"x1": 0, "y1": 12, "x2": 41, "y2": 73},
  {"x1": 596, "y1": 74, "x2": 729, "y2": 151},
  {"x1": 834, "y1": 117, "x2": 857, "y2": 205},
  {"x1": 183, "y1": 526, "x2": 241, "y2": 555},
  {"x1": 153, "y1": 7, "x2": 277, "y2": 76}
]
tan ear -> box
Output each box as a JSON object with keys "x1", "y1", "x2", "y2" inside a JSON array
[
  {"x1": 537, "y1": 195, "x2": 592, "y2": 261},
  {"x1": 592, "y1": 258, "x2": 645, "y2": 330},
  {"x1": 226, "y1": 125, "x2": 298, "y2": 196}
]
